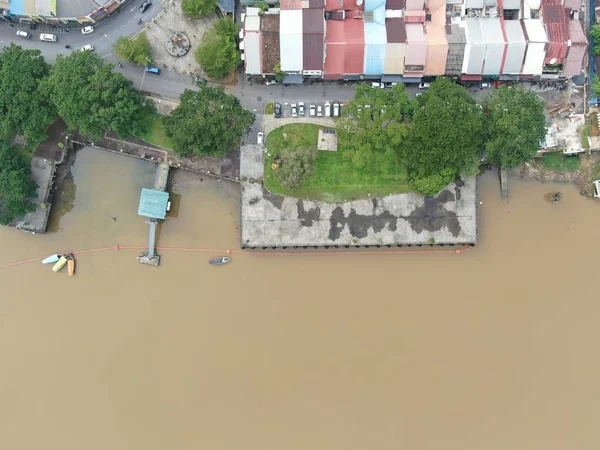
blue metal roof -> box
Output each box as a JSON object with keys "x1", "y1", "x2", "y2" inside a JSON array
[
  {"x1": 365, "y1": 0, "x2": 386, "y2": 11},
  {"x1": 363, "y1": 21, "x2": 386, "y2": 75},
  {"x1": 138, "y1": 189, "x2": 169, "y2": 220},
  {"x1": 218, "y1": 0, "x2": 235, "y2": 13}
]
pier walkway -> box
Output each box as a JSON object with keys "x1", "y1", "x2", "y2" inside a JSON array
[{"x1": 138, "y1": 163, "x2": 170, "y2": 266}]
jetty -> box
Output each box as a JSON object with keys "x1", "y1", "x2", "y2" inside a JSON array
[
  {"x1": 137, "y1": 163, "x2": 170, "y2": 266},
  {"x1": 500, "y1": 168, "x2": 509, "y2": 198}
]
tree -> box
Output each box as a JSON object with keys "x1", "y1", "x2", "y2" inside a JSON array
[
  {"x1": 164, "y1": 87, "x2": 255, "y2": 157},
  {"x1": 273, "y1": 63, "x2": 285, "y2": 82},
  {"x1": 114, "y1": 32, "x2": 152, "y2": 66},
  {"x1": 43, "y1": 51, "x2": 154, "y2": 138},
  {"x1": 590, "y1": 24, "x2": 600, "y2": 55},
  {"x1": 275, "y1": 148, "x2": 317, "y2": 189},
  {"x1": 0, "y1": 141, "x2": 37, "y2": 224},
  {"x1": 182, "y1": 0, "x2": 217, "y2": 17},
  {"x1": 592, "y1": 75, "x2": 600, "y2": 96},
  {"x1": 408, "y1": 168, "x2": 456, "y2": 197},
  {"x1": 0, "y1": 45, "x2": 55, "y2": 143},
  {"x1": 195, "y1": 18, "x2": 239, "y2": 80},
  {"x1": 402, "y1": 78, "x2": 484, "y2": 195},
  {"x1": 483, "y1": 85, "x2": 546, "y2": 168},
  {"x1": 335, "y1": 83, "x2": 415, "y2": 172}
]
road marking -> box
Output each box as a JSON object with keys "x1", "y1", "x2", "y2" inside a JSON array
[{"x1": 101, "y1": 53, "x2": 113, "y2": 59}]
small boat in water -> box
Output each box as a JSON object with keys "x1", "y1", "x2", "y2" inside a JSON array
[
  {"x1": 52, "y1": 255, "x2": 68, "y2": 273},
  {"x1": 209, "y1": 256, "x2": 231, "y2": 265},
  {"x1": 67, "y1": 254, "x2": 75, "y2": 276},
  {"x1": 42, "y1": 254, "x2": 61, "y2": 264}
]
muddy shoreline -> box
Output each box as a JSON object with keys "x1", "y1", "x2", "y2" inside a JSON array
[{"x1": 517, "y1": 152, "x2": 600, "y2": 197}]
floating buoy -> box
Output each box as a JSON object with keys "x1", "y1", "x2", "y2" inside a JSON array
[
  {"x1": 455, "y1": 249, "x2": 461, "y2": 254},
  {"x1": 114, "y1": 245, "x2": 120, "y2": 251},
  {"x1": 226, "y1": 248, "x2": 231, "y2": 254}
]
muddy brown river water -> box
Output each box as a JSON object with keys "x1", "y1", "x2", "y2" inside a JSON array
[{"x1": 1, "y1": 148, "x2": 599, "y2": 450}]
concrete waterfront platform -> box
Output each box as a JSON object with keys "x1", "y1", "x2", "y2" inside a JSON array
[{"x1": 240, "y1": 144, "x2": 477, "y2": 248}]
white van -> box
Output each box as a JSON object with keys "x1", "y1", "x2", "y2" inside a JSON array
[
  {"x1": 39, "y1": 33, "x2": 57, "y2": 42},
  {"x1": 324, "y1": 101, "x2": 331, "y2": 117}
]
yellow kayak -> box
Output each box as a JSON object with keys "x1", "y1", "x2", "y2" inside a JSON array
[{"x1": 52, "y1": 255, "x2": 68, "y2": 273}]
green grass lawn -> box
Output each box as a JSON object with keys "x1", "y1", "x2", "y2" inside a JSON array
[
  {"x1": 135, "y1": 112, "x2": 175, "y2": 150},
  {"x1": 264, "y1": 102, "x2": 274, "y2": 115},
  {"x1": 264, "y1": 124, "x2": 410, "y2": 202},
  {"x1": 540, "y1": 152, "x2": 581, "y2": 172}
]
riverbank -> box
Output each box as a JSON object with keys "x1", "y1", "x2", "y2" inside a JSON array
[{"x1": 518, "y1": 152, "x2": 600, "y2": 196}]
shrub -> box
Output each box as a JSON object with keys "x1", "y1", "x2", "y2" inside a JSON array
[{"x1": 275, "y1": 148, "x2": 317, "y2": 189}]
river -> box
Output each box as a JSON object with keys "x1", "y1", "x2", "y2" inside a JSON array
[{"x1": 1, "y1": 148, "x2": 599, "y2": 450}]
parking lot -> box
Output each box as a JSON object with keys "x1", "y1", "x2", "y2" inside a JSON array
[{"x1": 273, "y1": 100, "x2": 344, "y2": 119}]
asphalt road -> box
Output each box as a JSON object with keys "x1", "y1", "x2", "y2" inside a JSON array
[{"x1": 0, "y1": 10, "x2": 420, "y2": 144}]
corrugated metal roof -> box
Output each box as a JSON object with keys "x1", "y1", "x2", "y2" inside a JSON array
[
  {"x1": 386, "y1": 0, "x2": 406, "y2": 8},
  {"x1": 405, "y1": 10, "x2": 425, "y2": 23},
  {"x1": 364, "y1": 21, "x2": 386, "y2": 44},
  {"x1": 365, "y1": 0, "x2": 385, "y2": 10},
  {"x1": 524, "y1": 0, "x2": 541, "y2": 9},
  {"x1": 463, "y1": 18, "x2": 485, "y2": 74},
  {"x1": 481, "y1": 18, "x2": 505, "y2": 75},
  {"x1": 218, "y1": 0, "x2": 234, "y2": 13},
  {"x1": 568, "y1": 19, "x2": 587, "y2": 44},
  {"x1": 245, "y1": 16, "x2": 260, "y2": 32},
  {"x1": 522, "y1": 42, "x2": 545, "y2": 74},
  {"x1": 303, "y1": 8, "x2": 324, "y2": 33},
  {"x1": 503, "y1": 0, "x2": 520, "y2": 8},
  {"x1": 325, "y1": 0, "x2": 360, "y2": 11},
  {"x1": 303, "y1": 33, "x2": 324, "y2": 70},
  {"x1": 138, "y1": 189, "x2": 169, "y2": 220},
  {"x1": 326, "y1": 20, "x2": 345, "y2": 43},
  {"x1": 372, "y1": 4, "x2": 386, "y2": 24},
  {"x1": 280, "y1": 0, "x2": 302, "y2": 8},
  {"x1": 280, "y1": 34, "x2": 303, "y2": 71},
  {"x1": 542, "y1": 5, "x2": 569, "y2": 63},
  {"x1": 502, "y1": 19, "x2": 526, "y2": 74},
  {"x1": 386, "y1": 18, "x2": 407, "y2": 43},
  {"x1": 384, "y1": 43, "x2": 405, "y2": 73},
  {"x1": 563, "y1": 0, "x2": 580, "y2": 11},
  {"x1": 445, "y1": 25, "x2": 466, "y2": 75},
  {"x1": 344, "y1": 43, "x2": 365, "y2": 73},
  {"x1": 364, "y1": 43, "x2": 386, "y2": 74},
  {"x1": 244, "y1": 32, "x2": 262, "y2": 74},
  {"x1": 405, "y1": 0, "x2": 423, "y2": 10},
  {"x1": 563, "y1": 42, "x2": 585, "y2": 77},
  {"x1": 324, "y1": 42, "x2": 345, "y2": 77},
  {"x1": 309, "y1": 0, "x2": 325, "y2": 7},
  {"x1": 406, "y1": 23, "x2": 426, "y2": 42},
  {"x1": 424, "y1": 24, "x2": 448, "y2": 75},
  {"x1": 521, "y1": 19, "x2": 547, "y2": 42},
  {"x1": 280, "y1": 10, "x2": 303, "y2": 34}
]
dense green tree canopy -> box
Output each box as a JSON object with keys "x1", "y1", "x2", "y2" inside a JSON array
[
  {"x1": 114, "y1": 32, "x2": 152, "y2": 66},
  {"x1": 335, "y1": 83, "x2": 415, "y2": 172},
  {"x1": 483, "y1": 86, "x2": 546, "y2": 168},
  {"x1": 590, "y1": 24, "x2": 600, "y2": 55},
  {"x1": 275, "y1": 148, "x2": 317, "y2": 189},
  {"x1": 0, "y1": 141, "x2": 37, "y2": 224},
  {"x1": 43, "y1": 52, "x2": 154, "y2": 138},
  {"x1": 402, "y1": 78, "x2": 484, "y2": 195},
  {"x1": 182, "y1": 0, "x2": 217, "y2": 17},
  {"x1": 164, "y1": 87, "x2": 255, "y2": 157},
  {"x1": 0, "y1": 45, "x2": 55, "y2": 143},
  {"x1": 195, "y1": 19, "x2": 239, "y2": 80}
]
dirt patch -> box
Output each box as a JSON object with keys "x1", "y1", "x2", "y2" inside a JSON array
[{"x1": 518, "y1": 153, "x2": 600, "y2": 196}]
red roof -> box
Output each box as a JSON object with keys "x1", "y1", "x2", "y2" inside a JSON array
[
  {"x1": 542, "y1": 5, "x2": 569, "y2": 64},
  {"x1": 325, "y1": 0, "x2": 362, "y2": 11},
  {"x1": 325, "y1": 20, "x2": 345, "y2": 43},
  {"x1": 324, "y1": 43, "x2": 345, "y2": 78}
]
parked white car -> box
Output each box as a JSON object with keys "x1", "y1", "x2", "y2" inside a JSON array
[
  {"x1": 324, "y1": 101, "x2": 331, "y2": 117},
  {"x1": 291, "y1": 103, "x2": 298, "y2": 117},
  {"x1": 333, "y1": 103, "x2": 340, "y2": 117},
  {"x1": 81, "y1": 26, "x2": 94, "y2": 35},
  {"x1": 257, "y1": 132, "x2": 263, "y2": 144},
  {"x1": 298, "y1": 101, "x2": 305, "y2": 116},
  {"x1": 317, "y1": 105, "x2": 323, "y2": 117},
  {"x1": 309, "y1": 104, "x2": 316, "y2": 117},
  {"x1": 418, "y1": 82, "x2": 430, "y2": 89},
  {"x1": 81, "y1": 44, "x2": 94, "y2": 52}
]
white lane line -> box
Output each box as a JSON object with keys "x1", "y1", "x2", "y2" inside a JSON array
[{"x1": 101, "y1": 53, "x2": 113, "y2": 59}]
